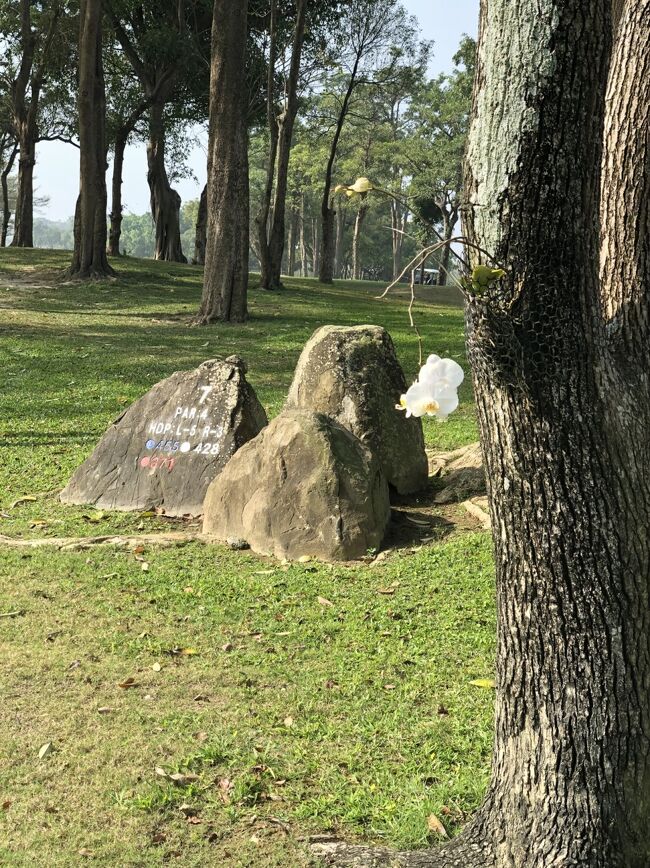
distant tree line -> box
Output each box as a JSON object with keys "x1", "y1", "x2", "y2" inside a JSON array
[{"x1": 0, "y1": 0, "x2": 474, "y2": 321}]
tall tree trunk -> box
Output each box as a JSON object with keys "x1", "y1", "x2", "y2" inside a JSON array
[
  {"x1": 437, "y1": 208, "x2": 457, "y2": 286},
  {"x1": 108, "y1": 99, "x2": 148, "y2": 257},
  {"x1": 255, "y1": 0, "x2": 279, "y2": 290},
  {"x1": 108, "y1": 129, "x2": 127, "y2": 256},
  {"x1": 147, "y1": 99, "x2": 186, "y2": 263},
  {"x1": 334, "y1": 203, "x2": 345, "y2": 279},
  {"x1": 1, "y1": 142, "x2": 18, "y2": 247},
  {"x1": 68, "y1": 0, "x2": 113, "y2": 278},
  {"x1": 193, "y1": 183, "x2": 207, "y2": 265},
  {"x1": 264, "y1": 0, "x2": 307, "y2": 290},
  {"x1": 319, "y1": 54, "x2": 362, "y2": 283},
  {"x1": 286, "y1": 207, "x2": 298, "y2": 277},
  {"x1": 390, "y1": 194, "x2": 408, "y2": 281},
  {"x1": 352, "y1": 204, "x2": 368, "y2": 281},
  {"x1": 315, "y1": 1, "x2": 650, "y2": 866},
  {"x1": 299, "y1": 193, "x2": 307, "y2": 277},
  {"x1": 197, "y1": 0, "x2": 249, "y2": 324},
  {"x1": 10, "y1": 123, "x2": 36, "y2": 247},
  {"x1": 311, "y1": 216, "x2": 320, "y2": 277}
]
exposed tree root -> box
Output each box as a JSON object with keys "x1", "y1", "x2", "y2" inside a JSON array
[
  {"x1": 310, "y1": 832, "x2": 492, "y2": 867},
  {"x1": 0, "y1": 531, "x2": 206, "y2": 551}
]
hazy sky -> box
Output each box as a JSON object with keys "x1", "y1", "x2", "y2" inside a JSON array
[{"x1": 34, "y1": 0, "x2": 479, "y2": 222}]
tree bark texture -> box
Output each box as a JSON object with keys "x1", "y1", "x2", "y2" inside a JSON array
[
  {"x1": 147, "y1": 100, "x2": 186, "y2": 263},
  {"x1": 197, "y1": 0, "x2": 249, "y2": 324},
  {"x1": 68, "y1": 0, "x2": 114, "y2": 279},
  {"x1": 317, "y1": 1, "x2": 650, "y2": 866},
  {"x1": 299, "y1": 193, "x2": 308, "y2": 276},
  {"x1": 1, "y1": 142, "x2": 18, "y2": 247},
  {"x1": 9, "y1": 0, "x2": 60, "y2": 247},
  {"x1": 193, "y1": 183, "x2": 207, "y2": 265}
]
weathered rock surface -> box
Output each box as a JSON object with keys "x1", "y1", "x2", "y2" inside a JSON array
[
  {"x1": 429, "y1": 442, "x2": 486, "y2": 503},
  {"x1": 285, "y1": 325, "x2": 428, "y2": 495},
  {"x1": 203, "y1": 409, "x2": 390, "y2": 561},
  {"x1": 60, "y1": 357, "x2": 267, "y2": 517}
]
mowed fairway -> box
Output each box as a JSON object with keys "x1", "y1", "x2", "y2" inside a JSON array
[{"x1": 0, "y1": 250, "x2": 494, "y2": 867}]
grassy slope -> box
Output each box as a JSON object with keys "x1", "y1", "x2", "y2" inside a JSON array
[{"x1": 0, "y1": 250, "x2": 493, "y2": 867}]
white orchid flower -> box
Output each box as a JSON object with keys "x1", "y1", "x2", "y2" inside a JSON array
[
  {"x1": 398, "y1": 380, "x2": 459, "y2": 420},
  {"x1": 419, "y1": 357, "x2": 464, "y2": 388}
]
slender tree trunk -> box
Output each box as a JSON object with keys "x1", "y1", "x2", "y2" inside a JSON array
[
  {"x1": 256, "y1": 0, "x2": 279, "y2": 290},
  {"x1": 147, "y1": 99, "x2": 186, "y2": 263},
  {"x1": 68, "y1": 0, "x2": 113, "y2": 278},
  {"x1": 286, "y1": 207, "x2": 298, "y2": 277},
  {"x1": 1, "y1": 142, "x2": 18, "y2": 247},
  {"x1": 352, "y1": 204, "x2": 368, "y2": 281},
  {"x1": 108, "y1": 129, "x2": 127, "y2": 256},
  {"x1": 299, "y1": 193, "x2": 307, "y2": 277},
  {"x1": 197, "y1": 0, "x2": 249, "y2": 324},
  {"x1": 108, "y1": 99, "x2": 148, "y2": 257},
  {"x1": 334, "y1": 203, "x2": 345, "y2": 279},
  {"x1": 193, "y1": 184, "x2": 207, "y2": 265},
  {"x1": 437, "y1": 209, "x2": 457, "y2": 286},
  {"x1": 315, "y1": 1, "x2": 650, "y2": 866},
  {"x1": 264, "y1": 0, "x2": 307, "y2": 290},
  {"x1": 311, "y1": 216, "x2": 320, "y2": 277},
  {"x1": 319, "y1": 54, "x2": 361, "y2": 283}
]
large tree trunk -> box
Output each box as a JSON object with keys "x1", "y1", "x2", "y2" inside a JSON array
[
  {"x1": 10, "y1": 124, "x2": 36, "y2": 247},
  {"x1": 193, "y1": 183, "x2": 207, "y2": 265},
  {"x1": 1, "y1": 142, "x2": 18, "y2": 247},
  {"x1": 68, "y1": 0, "x2": 114, "y2": 279},
  {"x1": 316, "y1": 1, "x2": 650, "y2": 866},
  {"x1": 334, "y1": 203, "x2": 345, "y2": 279},
  {"x1": 147, "y1": 100, "x2": 186, "y2": 263},
  {"x1": 197, "y1": 0, "x2": 249, "y2": 324}
]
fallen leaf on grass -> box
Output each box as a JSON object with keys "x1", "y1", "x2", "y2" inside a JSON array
[
  {"x1": 140, "y1": 561, "x2": 150, "y2": 572},
  {"x1": 97, "y1": 707, "x2": 113, "y2": 715},
  {"x1": 221, "y1": 642, "x2": 233, "y2": 652},
  {"x1": 2, "y1": 800, "x2": 12, "y2": 810},
  {"x1": 283, "y1": 716, "x2": 294, "y2": 728},
  {"x1": 38, "y1": 742, "x2": 53, "y2": 760},
  {"x1": 469, "y1": 678, "x2": 495, "y2": 689},
  {"x1": 383, "y1": 684, "x2": 396, "y2": 691},
  {"x1": 117, "y1": 677, "x2": 139, "y2": 689},
  {"x1": 78, "y1": 848, "x2": 94, "y2": 858},
  {"x1": 29, "y1": 519, "x2": 49, "y2": 529},
  {"x1": 317, "y1": 596, "x2": 334, "y2": 608},
  {"x1": 11, "y1": 496, "x2": 37, "y2": 508},
  {"x1": 152, "y1": 662, "x2": 162, "y2": 672},
  {"x1": 169, "y1": 772, "x2": 200, "y2": 786},
  {"x1": 427, "y1": 813, "x2": 450, "y2": 839}
]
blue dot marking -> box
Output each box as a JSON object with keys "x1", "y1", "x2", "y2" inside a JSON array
[{"x1": 146, "y1": 439, "x2": 156, "y2": 450}]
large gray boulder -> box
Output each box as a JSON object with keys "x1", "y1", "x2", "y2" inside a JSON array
[
  {"x1": 60, "y1": 357, "x2": 267, "y2": 517},
  {"x1": 203, "y1": 409, "x2": 390, "y2": 561},
  {"x1": 285, "y1": 325, "x2": 428, "y2": 494}
]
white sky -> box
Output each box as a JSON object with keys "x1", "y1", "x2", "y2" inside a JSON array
[{"x1": 34, "y1": 0, "x2": 479, "y2": 222}]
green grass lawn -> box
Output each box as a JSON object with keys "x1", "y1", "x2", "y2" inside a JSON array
[{"x1": 0, "y1": 250, "x2": 493, "y2": 867}]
